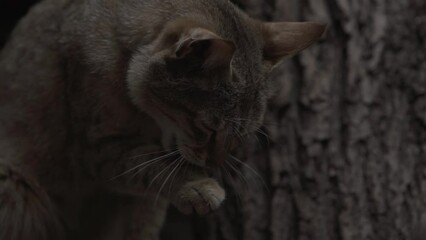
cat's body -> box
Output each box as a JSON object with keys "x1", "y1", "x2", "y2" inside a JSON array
[{"x1": 0, "y1": 0, "x2": 325, "y2": 239}]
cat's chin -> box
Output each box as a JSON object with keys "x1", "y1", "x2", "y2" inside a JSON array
[
  {"x1": 186, "y1": 159, "x2": 206, "y2": 168},
  {"x1": 180, "y1": 149, "x2": 207, "y2": 167},
  {"x1": 179, "y1": 144, "x2": 212, "y2": 168},
  {"x1": 181, "y1": 153, "x2": 226, "y2": 169}
]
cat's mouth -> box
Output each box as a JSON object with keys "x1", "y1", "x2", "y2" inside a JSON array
[
  {"x1": 180, "y1": 144, "x2": 210, "y2": 167},
  {"x1": 179, "y1": 135, "x2": 239, "y2": 168}
]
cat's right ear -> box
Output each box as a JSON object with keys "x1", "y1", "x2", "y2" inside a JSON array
[
  {"x1": 170, "y1": 28, "x2": 236, "y2": 70},
  {"x1": 262, "y1": 22, "x2": 326, "y2": 69}
]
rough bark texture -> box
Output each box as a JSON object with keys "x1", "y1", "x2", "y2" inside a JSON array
[
  {"x1": 193, "y1": 1, "x2": 426, "y2": 240},
  {"x1": 163, "y1": 0, "x2": 426, "y2": 239}
]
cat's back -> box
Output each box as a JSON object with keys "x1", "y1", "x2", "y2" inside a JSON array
[
  {"x1": 0, "y1": 0, "x2": 74, "y2": 164},
  {"x1": 0, "y1": 0, "x2": 74, "y2": 98}
]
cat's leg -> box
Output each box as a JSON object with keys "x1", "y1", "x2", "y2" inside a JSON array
[
  {"x1": 171, "y1": 176, "x2": 225, "y2": 215},
  {"x1": 0, "y1": 161, "x2": 63, "y2": 240}
]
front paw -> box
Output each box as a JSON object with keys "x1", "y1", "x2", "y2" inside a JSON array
[{"x1": 173, "y1": 178, "x2": 225, "y2": 215}]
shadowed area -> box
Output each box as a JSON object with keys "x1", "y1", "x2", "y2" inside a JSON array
[{"x1": 0, "y1": 0, "x2": 39, "y2": 48}]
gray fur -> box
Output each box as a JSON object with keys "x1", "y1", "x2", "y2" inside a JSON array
[{"x1": 0, "y1": 0, "x2": 324, "y2": 239}]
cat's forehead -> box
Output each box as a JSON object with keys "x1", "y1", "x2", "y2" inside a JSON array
[
  {"x1": 224, "y1": 22, "x2": 265, "y2": 80},
  {"x1": 197, "y1": 0, "x2": 265, "y2": 70}
]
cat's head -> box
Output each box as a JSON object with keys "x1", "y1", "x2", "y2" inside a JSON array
[{"x1": 127, "y1": 17, "x2": 325, "y2": 167}]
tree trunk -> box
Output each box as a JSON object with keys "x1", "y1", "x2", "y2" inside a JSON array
[{"x1": 163, "y1": 1, "x2": 426, "y2": 240}]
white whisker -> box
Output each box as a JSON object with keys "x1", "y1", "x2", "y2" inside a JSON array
[
  {"x1": 167, "y1": 157, "x2": 186, "y2": 196},
  {"x1": 128, "y1": 147, "x2": 177, "y2": 159},
  {"x1": 155, "y1": 157, "x2": 184, "y2": 204},
  {"x1": 146, "y1": 156, "x2": 180, "y2": 192},
  {"x1": 227, "y1": 118, "x2": 278, "y2": 126},
  {"x1": 225, "y1": 160, "x2": 249, "y2": 188},
  {"x1": 229, "y1": 155, "x2": 270, "y2": 193},
  {"x1": 233, "y1": 127, "x2": 246, "y2": 143},
  {"x1": 128, "y1": 157, "x2": 165, "y2": 181},
  {"x1": 221, "y1": 164, "x2": 242, "y2": 204},
  {"x1": 109, "y1": 150, "x2": 179, "y2": 181},
  {"x1": 256, "y1": 128, "x2": 270, "y2": 142}
]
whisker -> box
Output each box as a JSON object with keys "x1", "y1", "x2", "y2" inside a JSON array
[
  {"x1": 227, "y1": 120, "x2": 264, "y2": 148},
  {"x1": 109, "y1": 150, "x2": 179, "y2": 181},
  {"x1": 232, "y1": 127, "x2": 246, "y2": 143},
  {"x1": 225, "y1": 160, "x2": 249, "y2": 189},
  {"x1": 227, "y1": 119, "x2": 248, "y2": 133},
  {"x1": 145, "y1": 156, "x2": 180, "y2": 192},
  {"x1": 256, "y1": 128, "x2": 270, "y2": 138},
  {"x1": 155, "y1": 157, "x2": 184, "y2": 204},
  {"x1": 256, "y1": 128, "x2": 270, "y2": 146},
  {"x1": 226, "y1": 118, "x2": 278, "y2": 126},
  {"x1": 167, "y1": 156, "x2": 186, "y2": 196},
  {"x1": 229, "y1": 155, "x2": 270, "y2": 193},
  {"x1": 226, "y1": 120, "x2": 273, "y2": 148},
  {"x1": 181, "y1": 159, "x2": 191, "y2": 179},
  {"x1": 251, "y1": 132, "x2": 263, "y2": 147},
  {"x1": 228, "y1": 119, "x2": 252, "y2": 139},
  {"x1": 128, "y1": 147, "x2": 177, "y2": 160},
  {"x1": 128, "y1": 157, "x2": 166, "y2": 182},
  {"x1": 128, "y1": 150, "x2": 180, "y2": 180},
  {"x1": 221, "y1": 164, "x2": 242, "y2": 205}
]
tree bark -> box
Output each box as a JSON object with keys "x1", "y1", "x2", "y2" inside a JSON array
[
  {"x1": 163, "y1": 1, "x2": 426, "y2": 240},
  {"x1": 2, "y1": 1, "x2": 426, "y2": 240}
]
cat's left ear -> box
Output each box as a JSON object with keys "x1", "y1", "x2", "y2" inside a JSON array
[
  {"x1": 173, "y1": 28, "x2": 236, "y2": 70},
  {"x1": 262, "y1": 22, "x2": 326, "y2": 69}
]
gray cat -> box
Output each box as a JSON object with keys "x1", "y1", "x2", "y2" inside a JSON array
[{"x1": 0, "y1": 0, "x2": 325, "y2": 239}]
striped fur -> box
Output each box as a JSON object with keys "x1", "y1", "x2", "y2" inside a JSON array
[
  {"x1": 0, "y1": 162, "x2": 63, "y2": 240},
  {"x1": 0, "y1": 0, "x2": 324, "y2": 239}
]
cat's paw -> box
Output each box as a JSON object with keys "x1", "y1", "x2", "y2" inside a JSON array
[{"x1": 173, "y1": 178, "x2": 225, "y2": 215}]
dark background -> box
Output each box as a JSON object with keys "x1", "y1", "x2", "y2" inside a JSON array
[{"x1": 0, "y1": 0, "x2": 39, "y2": 47}]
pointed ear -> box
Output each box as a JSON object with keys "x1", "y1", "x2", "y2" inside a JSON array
[
  {"x1": 172, "y1": 28, "x2": 236, "y2": 70},
  {"x1": 262, "y1": 22, "x2": 326, "y2": 68}
]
